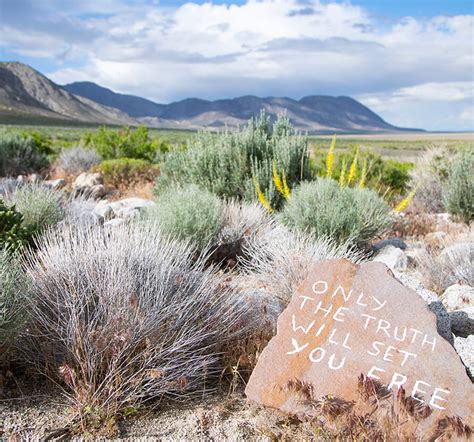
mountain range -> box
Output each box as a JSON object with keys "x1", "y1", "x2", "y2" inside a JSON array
[{"x1": 0, "y1": 62, "x2": 420, "y2": 132}]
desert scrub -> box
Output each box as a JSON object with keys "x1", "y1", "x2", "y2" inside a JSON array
[
  {"x1": 0, "y1": 131, "x2": 49, "y2": 177},
  {"x1": 24, "y1": 223, "x2": 250, "y2": 434},
  {"x1": 416, "y1": 242, "x2": 474, "y2": 293},
  {"x1": 0, "y1": 199, "x2": 31, "y2": 251},
  {"x1": 240, "y1": 223, "x2": 362, "y2": 304},
  {"x1": 94, "y1": 158, "x2": 159, "y2": 190},
  {"x1": 442, "y1": 150, "x2": 474, "y2": 223},
  {"x1": 58, "y1": 145, "x2": 102, "y2": 175},
  {"x1": 83, "y1": 126, "x2": 167, "y2": 162},
  {"x1": 145, "y1": 185, "x2": 223, "y2": 250},
  {"x1": 156, "y1": 112, "x2": 311, "y2": 209},
  {"x1": 281, "y1": 179, "x2": 392, "y2": 248},
  {"x1": 0, "y1": 248, "x2": 26, "y2": 361},
  {"x1": 4, "y1": 184, "x2": 64, "y2": 240}
]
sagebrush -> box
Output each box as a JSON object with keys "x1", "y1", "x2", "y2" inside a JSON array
[{"x1": 58, "y1": 145, "x2": 102, "y2": 175}]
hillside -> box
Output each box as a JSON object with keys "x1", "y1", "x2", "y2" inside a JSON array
[
  {"x1": 0, "y1": 62, "x2": 135, "y2": 125},
  {"x1": 64, "y1": 82, "x2": 416, "y2": 133}
]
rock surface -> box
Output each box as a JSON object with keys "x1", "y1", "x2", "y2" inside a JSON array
[
  {"x1": 454, "y1": 336, "x2": 474, "y2": 380},
  {"x1": 246, "y1": 259, "x2": 474, "y2": 432},
  {"x1": 73, "y1": 172, "x2": 106, "y2": 198},
  {"x1": 442, "y1": 284, "x2": 474, "y2": 311},
  {"x1": 372, "y1": 237, "x2": 407, "y2": 252},
  {"x1": 449, "y1": 307, "x2": 474, "y2": 338},
  {"x1": 373, "y1": 245, "x2": 408, "y2": 272}
]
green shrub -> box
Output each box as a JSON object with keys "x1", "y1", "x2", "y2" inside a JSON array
[
  {"x1": 0, "y1": 199, "x2": 31, "y2": 251},
  {"x1": 443, "y1": 150, "x2": 474, "y2": 223},
  {"x1": 20, "y1": 130, "x2": 54, "y2": 156},
  {"x1": 145, "y1": 185, "x2": 223, "y2": 249},
  {"x1": 281, "y1": 179, "x2": 392, "y2": 248},
  {"x1": 156, "y1": 112, "x2": 311, "y2": 209},
  {"x1": 0, "y1": 248, "x2": 25, "y2": 357},
  {"x1": 0, "y1": 132, "x2": 49, "y2": 177},
  {"x1": 5, "y1": 185, "x2": 64, "y2": 238},
  {"x1": 312, "y1": 147, "x2": 413, "y2": 196},
  {"x1": 94, "y1": 158, "x2": 159, "y2": 189},
  {"x1": 84, "y1": 126, "x2": 167, "y2": 162}
]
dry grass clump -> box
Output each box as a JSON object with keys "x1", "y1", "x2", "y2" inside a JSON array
[
  {"x1": 23, "y1": 222, "x2": 253, "y2": 435},
  {"x1": 240, "y1": 224, "x2": 363, "y2": 304},
  {"x1": 387, "y1": 211, "x2": 437, "y2": 239},
  {"x1": 258, "y1": 375, "x2": 472, "y2": 440},
  {"x1": 416, "y1": 241, "x2": 474, "y2": 294},
  {"x1": 58, "y1": 145, "x2": 102, "y2": 175}
]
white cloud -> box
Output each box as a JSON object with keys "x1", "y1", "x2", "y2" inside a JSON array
[{"x1": 1, "y1": 0, "x2": 473, "y2": 130}]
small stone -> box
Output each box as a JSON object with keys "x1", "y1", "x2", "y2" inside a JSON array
[
  {"x1": 109, "y1": 197, "x2": 156, "y2": 218},
  {"x1": 442, "y1": 284, "x2": 474, "y2": 311},
  {"x1": 373, "y1": 245, "x2": 408, "y2": 272},
  {"x1": 454, "y1": 335, "x2": 474, "y2": 380},
  {"x1": 449, "y1": 307, "x2": 474, "y2": 337},
  {"x1": 73, "y1": 173, "x2": 106, "y2": 198},
  {"x1": 44, "y1": 178, "x2": 66, "y2": 190},
  {"x1": 93, "y1": 200, "x2": 113, "y2": 220}
]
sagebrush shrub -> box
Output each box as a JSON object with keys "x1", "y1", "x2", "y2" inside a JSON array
[
  {"x1": 156, "y1": 112, "x2": 311, "y2": 209},
  {"x1": 24, "y1": 223, "x2": 251, "y2": 431},
  {"x1": 4, "y1": 185, "x2": 64, "y2": 239},
  {"x1": 94, "y1": 158, "x2": 159, "y2": 190},
  {"x1": 281, "y1": 179, "x2": 392, "y2": 248},
  {"x1": 0, "y1": 131, "x2": 49, "y2": 177},
  {"x1": 145, "y1": 185, "x2": 223, "y2": 250},
  {"x1": 58, "y1": 145, "x2": 102, "y2": 174},
  {"x1": 0, "y1": 248, "x2": 25, "y2": 359},
  {"x1": 443, "y1": 150, "x2": 474, "y2": 223}
]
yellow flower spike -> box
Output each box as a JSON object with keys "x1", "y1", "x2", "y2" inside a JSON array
[
  {"x1": 359, "y1": 158, "x2": 368, "y2": 188},
  {"x1": 326, "y1": 134, "x2": 336, "y2": 178},
  {"x1": 395, "y1": 183, "x2": 421, "y2": 213},
  {"x1": 272, "y1": 161, "x2": 285, "y2": 195},
  {"x1": 339, "y1": 158, "x2": 347, "y2": 188},
  {"x1": 281, "y1": 169, "x2": 291, "y2": 200},
  {"x1": 347, "y1": 147, "x2": 359, "y2": 185},
  {"x1": 253, "y1": 176, "x2": 273, "y2": 213}
]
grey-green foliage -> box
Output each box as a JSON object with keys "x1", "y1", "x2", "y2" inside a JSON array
[
  {"x1": 58, "y1": 145, "x2": 102, "y2": 175},
  {"x1": 443, "y1": 150, "x2": 474, "y2": 223},
  {"x1": 156, "y1": 112, "x2": 311, "y2": 209},
  {"x1": 5, "y1": 185, "x2": 65, "y2": 238},
  {"x1": 0, "y1": 132, "x2": 48, "y2": 177},
  {"x1": 281, "y1": 179, "x2": 392, "y2": 248},
  {"x1": 0, "y1": 249, "x2": 25, "y2": 352},
  {"x1": 145, "y1": 185, "x2": 223, "y2": 250}
]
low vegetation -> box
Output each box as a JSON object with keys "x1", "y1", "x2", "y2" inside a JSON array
[{"x1": 58, "y1": 145, "x2": 102, "y2": 174}]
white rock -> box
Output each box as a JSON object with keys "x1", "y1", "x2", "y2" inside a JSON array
[
  {"x1": 93, "y1": 200, "x2": 113, "y2": 220},
  {"x1": 454, "y1": 335, "x2": 474, "y2": 380},
  {"x1": 373, "y1": 245, "x2": 408, "y2": 272},
  {"x1": 44, "y1": 178, "x2": 66, "y2": 190},
  {"x1": 109, "y1": 197, "x2": 155, "y2": 218},
  {"x1": 73, "y1": 173, "x2": 106, "y2": 198},
  {"x1": 104, "y1": 218, "x2": 125, "y2": 228},
  {"x1": 442, "y1": 284, "x2": 474, "y2": 311}
]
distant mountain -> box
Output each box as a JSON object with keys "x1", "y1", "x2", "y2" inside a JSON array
[
  {"x1": 64, "y1": 81, "x2": 417, "y2": 133},
  {"x1": 0, "y1": 62, "x2": 135, "y2": 125}
]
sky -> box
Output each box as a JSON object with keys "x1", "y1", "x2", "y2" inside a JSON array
[{"x1": 0, "y1": 0, "x2": 473, "y2": 131}]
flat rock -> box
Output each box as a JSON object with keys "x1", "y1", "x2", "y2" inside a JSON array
[
  {"x1": 246, "y1": 259, "x2": 473, "y2": 433},
  {"x1": 109, "y1": 197, "x2": 156, "y2": 218},
  {"x1": 373, "y1": 245, "x2": 408, "y2": 272}
]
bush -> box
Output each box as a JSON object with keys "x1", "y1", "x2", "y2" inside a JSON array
[
  {"x1": 84, "y1": 126, "x2": 166, "y2": 162},
  {"x1": 24, "y1": 223, "x2": 250, "y2": 432},
  {"x1": 281, "y1": 179, "x2": 392, "y2": 248},
  {"x1": 0, "y1": 132, "x2": 49, "y2": 177},
  {"x1": 156, "y1": 112, "x2": 311, "y2": 209},
  {"x1": 94, "y1": 158, "x2": 159, "y2": 190},
  {"x1": 58, "y1": 145, "x2": 102, "y2": 174},
  {"x1": 443, "y1": 150, "x2": 474, "y2": 223},
  {"x1": 416, "y1": 242, "x2": 474, "y2": 293},
  {"x1": 0, "y1": 199, "x2": 31, "y2": 251},
  {"x1": 0, "y1": 248, "x2": 25, "y2": 360},
  {"x1": 145, "y1": 185, "x2": 223, "y2": 250},
  {"x1": 4, "y1": 185, "x2": 64, "y2": 239}
]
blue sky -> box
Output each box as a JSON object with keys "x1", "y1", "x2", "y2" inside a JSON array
[{"x1": 1, "y1": 0, "x2": 473, "y2": 130}]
